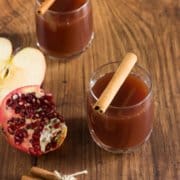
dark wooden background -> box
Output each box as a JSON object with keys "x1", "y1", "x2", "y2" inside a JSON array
[{"x1": 0, "y1": 0, "x2": 179, "y2": 179}]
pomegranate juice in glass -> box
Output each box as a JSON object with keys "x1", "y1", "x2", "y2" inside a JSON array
[
  {"x1": 35, "y1": 0, "x2": 94, "y2": 59},
  {"x1": 87, "y1": 61, "x2": 153, "y2": 153}
]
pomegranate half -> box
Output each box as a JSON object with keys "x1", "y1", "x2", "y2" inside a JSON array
[{"x1": 0, "y1": 86, "x2": 67, "y2": 156}]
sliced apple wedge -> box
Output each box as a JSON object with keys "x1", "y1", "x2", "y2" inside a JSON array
[
  {"x1": 0, "y1": 38, "x2": 13, "y2": 79},
  {"x1": 12, "y1": 47, "x2": 46, "y2": 87},
  {"x1": 0, "y1": 37, "x2": 12, "y2": 61},
  {"x1": 0, "y1": 40, "x2": 46, "y2": 104}
]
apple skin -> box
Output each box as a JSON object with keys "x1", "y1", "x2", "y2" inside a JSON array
[{"x1": 0, "y1": 46, "x2": 46, "y2": 105}]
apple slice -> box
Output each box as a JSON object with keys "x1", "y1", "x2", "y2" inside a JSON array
[
  {"x1": 0, "y1": 37, "x2": 12, "y2": 61},
  {"x1": 12, "y1": 47, "x2": 46, "y2": 87},
  {"x1": 0, "y1": 38, "x2": 13, "y2": 79},
  {"x1": 0, "y1": 39, "x2": 46, "y2": 104}
]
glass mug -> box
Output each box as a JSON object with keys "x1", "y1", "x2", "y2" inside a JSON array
[
  {"x1": 35, "y1": 0, "x2": 94, "y2": 59},
  {"x1": 87, "y1": 61, "x2": 153, "y2": 153}
]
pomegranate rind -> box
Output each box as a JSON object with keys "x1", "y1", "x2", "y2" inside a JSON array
[
  {"x1": 0, "y1": 85, "x2": 67, "y2": 156},
  {"x1": 57, "y1": 124, "x2": 67, "y2": 147}
]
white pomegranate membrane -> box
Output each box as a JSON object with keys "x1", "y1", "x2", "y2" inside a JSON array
[{"x1": 0, "y1": 86, "x2": 67, "y2": 156}]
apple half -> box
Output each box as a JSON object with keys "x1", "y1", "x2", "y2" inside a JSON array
[{"x1": 0, "y1": 37, "x2": 46, "y2": 104}]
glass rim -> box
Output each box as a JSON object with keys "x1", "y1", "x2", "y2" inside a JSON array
[
  {"x1": 89, "y1": 61, "x2": 153, "y2": 110},
  {"x1": 36, "y1": 0, "x2": 90, "y2": 15}
]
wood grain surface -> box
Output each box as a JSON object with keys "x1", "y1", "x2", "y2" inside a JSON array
[{"x1": 0, "y1": 0, "x2": 179, "y2": 179}]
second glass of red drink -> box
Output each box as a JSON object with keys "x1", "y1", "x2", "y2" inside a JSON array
[{"x1": 35, "y1": 0, "x2": 94, "y2": 59}]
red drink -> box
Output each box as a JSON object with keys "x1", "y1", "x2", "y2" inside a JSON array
[
  {"x1": 87, "y1": 62, "x2": 153, "y2": 153},
  {"x1": 36, "y1": 0, "x2": 93, "y2": 59}
]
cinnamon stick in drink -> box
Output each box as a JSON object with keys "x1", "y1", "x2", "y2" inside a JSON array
[
  {"x1": 93, "y1": 53, "x2": 137, "y2": 113},
  {"x1": 37, "y1": 0, "x2": 56, "y2": 15}
]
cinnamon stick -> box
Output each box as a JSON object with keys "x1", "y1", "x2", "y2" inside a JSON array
[
  {"x1": 93, "y1": 53, "x2": 137, "y2": 113},
  {"x1": 37, "y1": 0, "x2": 56, "y2": 15},
  {"x1": 21, "y1": 175, "x2": 42, "y2": 180},
  {"x1": 30, "y1": 167, "x2": 57, "y2": 180}
]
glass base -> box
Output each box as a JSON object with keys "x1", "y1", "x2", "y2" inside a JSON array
[
  {"x1": 36, "y1": 32, "x2": 94, "y2": 60},
  {"x1": 89, "y1": 129, "x2": 153, "y2": 154}
]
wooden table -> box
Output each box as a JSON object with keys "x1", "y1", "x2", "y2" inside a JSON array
[{"x1": 0, "y1": 0, "x2": 179, "y2": 179}]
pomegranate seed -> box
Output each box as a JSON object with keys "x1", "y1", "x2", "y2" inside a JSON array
[
  {"x1": 7, "y1": 125, "x2": 16, "y2": 135},
  {"x1": 21, "y1": 129, "x2": 28, "y2": 138},
  {"x1": 33, "y1": 144, "x2": 41, "y2": 154},
  {"x1": 38, "y1": 125, "x2": 44, "y2": 131},
  {"x1": 35, "y1": 113, "x2": 39, "y2": 118},
  {"x1": 53, "y1": 123, "x2": 60, "y2": 129},
  {"x1": 28, "y1": 146, "x2": 41, "y2": 155},
  {"x1": 14, "y1": 135, "x2": 23, "y2": 145},
  {"x1": 26, "y1": 124, "x2": 32, "y2": 129},
  {"x1": 6, "y1": 98, "x2": 14, "y2": 107},
  {"x1": 51, "y1": 140, "x2": 57, "y2": 148},
  {"x1": 28, "y1": 147, "x2": 34, "y2": 154},
  {"x1": 45, "y1": 143, "x2": 51, "y2": 151},
  {"x1": 18, "y1": 101, "x2": 24, "y2": 106},
  {"x1": 32, "y1": 134, "x2": 40, "y2": 141},
  {"x1": 15, "y1": 107, "x2": 21, "y2": 114},
  {"x1": 30, "y1": 140, "x2": 40, "y2": 147},
  {"x1": 7, "y1": 119, "x2": 14, "y2": 125},
  {"x1": 12, "y1": 94, "x2": 18, "y2": 100}
]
